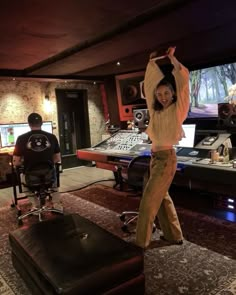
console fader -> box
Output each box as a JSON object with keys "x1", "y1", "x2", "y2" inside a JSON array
[{"x1": 93, "y1": 130, "x2": 144, "y2": 152}]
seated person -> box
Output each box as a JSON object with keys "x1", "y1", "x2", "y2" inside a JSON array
[{"x1": 13, "y1": 113, "x2": 62, "y2": 210}]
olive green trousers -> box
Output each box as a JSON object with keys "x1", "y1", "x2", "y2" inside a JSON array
[{"x1": 136, "y1": 149, "x2": 183, "y2": 248}]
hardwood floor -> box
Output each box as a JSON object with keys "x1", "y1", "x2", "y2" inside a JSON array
[
  {"x1": 58, "y1": 166, "x2": 114, "y2": 192},
  {"x1": 0, "y1": 166, "x2": 115, "y2": 208}
]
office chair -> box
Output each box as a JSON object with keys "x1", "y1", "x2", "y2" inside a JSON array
[
  {"x1": 119, "y1": 155, "x2": 156, "y2": 233},
  {"x1": 17, "y1": 161, "x2": 63, "y2": 225}
]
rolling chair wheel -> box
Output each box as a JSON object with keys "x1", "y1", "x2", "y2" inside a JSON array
[
  {"x1": 119, "y1": 214, "x2": 126, "y2": 222},
  {"x1": 121, "y1": 224, "x2": 136, "y2": 234},
  {"x1": 121, "y1": 225, "x2": 130, "y2": 233},
  {"x1": 152, "y1": 224, "x2": 156, "y2": 233}
]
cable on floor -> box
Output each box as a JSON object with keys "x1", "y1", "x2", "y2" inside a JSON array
[{"x1": 60, "y1": 178, "x2": 115, "y2": 193}]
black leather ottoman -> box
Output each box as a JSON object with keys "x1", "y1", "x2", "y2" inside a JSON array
[{"x1": 9, "y1": 214, "x2": 144, "y2": 295}]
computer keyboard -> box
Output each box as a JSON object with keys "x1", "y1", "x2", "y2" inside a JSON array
[{"x1": 177, "y1": 156, "x2": 194, "y2": 162}]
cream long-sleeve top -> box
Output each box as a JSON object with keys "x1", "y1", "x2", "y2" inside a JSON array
[{"x1": 144, "y1": 57, "x2": 190, "y2": 149}]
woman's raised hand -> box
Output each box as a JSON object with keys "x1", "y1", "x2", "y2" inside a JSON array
[
  {"x1": 166, "y1": 46, "x2": 176, "y2": 58},
  {"x1": 149, "y1": 50, "x2": 167, "y2": 61},
  {"x1": 149, "y1": 51, "x2": 158, "y2": 60}
]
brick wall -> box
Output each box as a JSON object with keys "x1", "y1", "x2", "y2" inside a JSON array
[{"x1": 0, "y1": 79, "x2": 106, "y2": 146}]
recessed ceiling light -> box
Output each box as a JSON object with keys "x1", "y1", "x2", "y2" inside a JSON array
[{"x1": 116, "y1": 61, "x2": 121, "y2": 66}]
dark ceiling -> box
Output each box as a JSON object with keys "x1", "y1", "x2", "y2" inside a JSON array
[{"x1": 0, "y1": 0, "x2": 236, "y2": 81}]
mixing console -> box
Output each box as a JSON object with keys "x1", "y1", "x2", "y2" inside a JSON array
[
  {"x1": 177, "y1": 156, "x2": 195, "y2": 162},
  {"x1": 93, "y1": 130, "x2": 144, "y2": 152},
  {"x1": 192, "y1": 158, "x2": 233, "y2": 169}
]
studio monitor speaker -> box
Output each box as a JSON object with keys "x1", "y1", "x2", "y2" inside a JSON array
[
  {"x1": 218, "y1": 103, "x2": 236, "y2": 126},
  {"x1": 115, "y1": 71, "x2": 146, "y2": 121},
  {"x1": 133, "y1": 109, "x2": 149, "y2": 130}
]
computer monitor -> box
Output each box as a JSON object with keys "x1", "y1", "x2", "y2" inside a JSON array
[
  {"x1": 176, "y1": 124, "x2": 196, "y2": 148},
  {"x1": 0, "y1": 121, "x2": 53, "y2": 148}
]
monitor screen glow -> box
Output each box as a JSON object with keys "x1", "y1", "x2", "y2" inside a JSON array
[
  {"x1": 188, "y1": 61, "x2": 236, "y2": 118},
  {"x1": 0, "y1": 121, "x2": 53, "y2": 148},
  {"x1": 176, "y1": 124, "x2": 196, "y2": 148}
]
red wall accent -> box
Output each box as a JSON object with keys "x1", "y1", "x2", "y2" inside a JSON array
[{"x1": 100, "y1": 84, "x2": 109, "y2": 123}]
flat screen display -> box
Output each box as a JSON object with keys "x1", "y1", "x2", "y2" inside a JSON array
[
  {"x1": 188, "y1": 61, "x2": 236, "y2": 118},
  {"x1": 0, "y1": 121, "x2": 53, "y2": 148},
  {"x1": 176, "y1": 124, "x2": 196, "y2": 148}
]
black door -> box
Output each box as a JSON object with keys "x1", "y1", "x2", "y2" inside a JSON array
[{"x1": 55, "y1": 89, "x2": 91, "y2": 169}]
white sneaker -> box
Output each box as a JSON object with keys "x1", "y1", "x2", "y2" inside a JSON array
[{"x1": 52, "y1": 203, "x2": 64, "y2": 212}]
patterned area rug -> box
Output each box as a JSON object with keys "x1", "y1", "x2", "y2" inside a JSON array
[
  {"x1": 72, "y1": 184, "x2": 236, "y2": 259},
  {"x1": 0, "y1": 185, "x2": 236, "y2": 295},
  {"x1": 0, "y1": 274, "x2": 14, "y2": 295}
]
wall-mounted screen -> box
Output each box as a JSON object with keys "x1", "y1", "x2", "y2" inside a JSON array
[
  {"x1": 0, "y1": 121, "x2": 53, "y2": 148},
  {"x1": 176, "y1": 124, "x2": 196, "y2": 148},
  {"x1": 189, "y1": 61, "x2": 236, "y2": 118}
]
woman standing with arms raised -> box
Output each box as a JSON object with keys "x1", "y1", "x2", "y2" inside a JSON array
[{"x1": 135, "y1": 47, "x2": 190, "y2": 249}]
